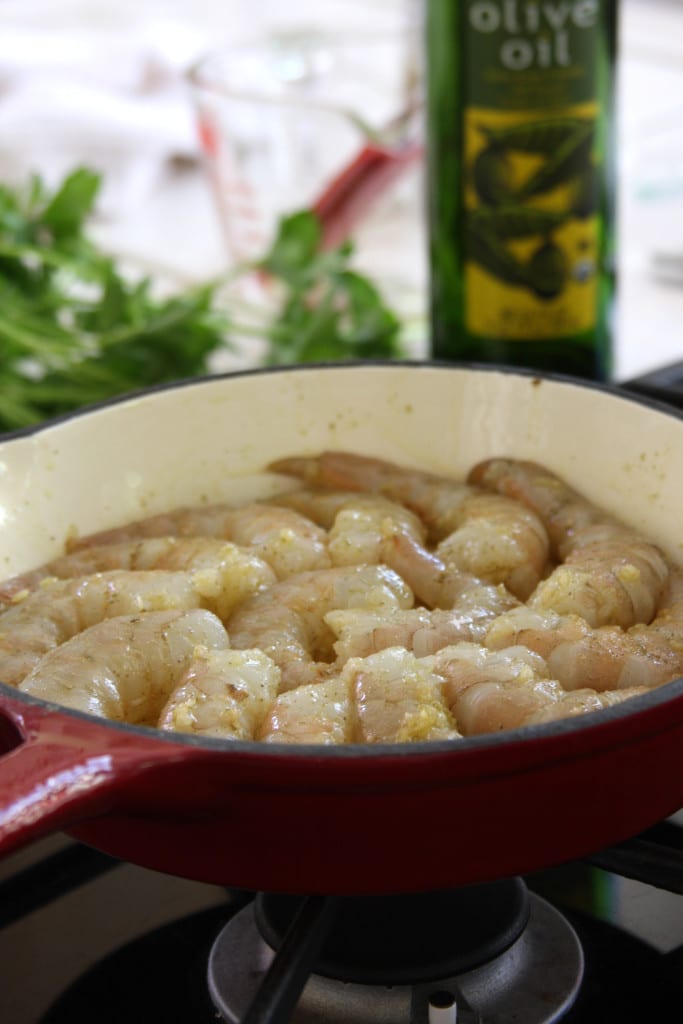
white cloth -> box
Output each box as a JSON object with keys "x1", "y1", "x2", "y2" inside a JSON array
[
  {"x1": 0, "y1": 16, "x2": 213, "y2": 215},
  {"x1": 0, "y1": 1, "x2": 412, "y2": 216}
]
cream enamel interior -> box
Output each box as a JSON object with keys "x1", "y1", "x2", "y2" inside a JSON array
[{"x1": 0, "y1": 364, "x2": 682, "y2": 578}]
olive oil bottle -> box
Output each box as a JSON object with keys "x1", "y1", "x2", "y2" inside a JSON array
[{"x1": 426, "y1": 0, "x2": 617, "y2": 379}]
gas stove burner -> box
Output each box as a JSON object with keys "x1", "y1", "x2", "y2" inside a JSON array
[
  {"x1": 208, "y1": 882, "x2": 584, "y2": 1024},
  {"x1": 256, "y1": 880, "x2": 530, "y2": 984}
]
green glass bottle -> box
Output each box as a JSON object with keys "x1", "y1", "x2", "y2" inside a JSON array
[{"x1": 426, "y1": 0, "x2": 617, "y2": 379}]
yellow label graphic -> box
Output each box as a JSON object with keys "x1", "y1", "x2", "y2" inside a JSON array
[{"x1": 464, "y1": 103, "x2": 599, "y2": 341}]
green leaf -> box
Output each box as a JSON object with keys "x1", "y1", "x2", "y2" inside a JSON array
[
  {"x1": 259, "y1": 210, "x2": 322, "y2": 283},
  {"x1": 255, "y1": 205, "x2": 405, "y2": 367},
  {"x1": 40, "y1": 167, "x2": 102, "y2": 240},
  {"x1": 0, "y1": 170, "x2": 404, "y2": 434}
]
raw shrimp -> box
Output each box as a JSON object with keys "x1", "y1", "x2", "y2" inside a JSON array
[
  {"x1": 159, "y1": 647, "x2": 281, "y2": 740},
  {"x1": 0, "y1": 542, "x2": 277, "y2": 688},
  {"x1": 2, "y1": 450, "x2": 675, "y2": 746},
  {"x1": 19, "y1": 609, "x2": 230, "y2": 724},
  {"x1": 523, "y1": 687, "x2": 648, "y2": 726},
  {"x1": 485, "y1": 570, "x2": 683, "y2": 691},
  {"x1": 469, "y1": 457, "x2": 607, "y2": 557},
  {"x1": 270, "y1": 451, "x2": 549, "y2": 599},
  {"x1": 430, "y1": 643, "x2": 645, "y2": 735},
  {"x1": 0, "y1": 570, "x2": 207, "y2": 686},
  {"x1": 272, "y1": 489, "x2": 426, "y2": 567},
  {"x1": 0, "y1": 536, "x2": 276, "y2": 606},
  {"x1": 259, "y1": 678, "x2": 353, "y2": 745},
  {"x1": 269, "y1": 451, "x2": 472, "y2": 536},
  {"x1": 454, "y1": 676, "x2": 565, "y2": 735},
  {"x1": 452, "y1": 674, "x2": 645, "y2": 735},
  {"x1": 470, "y1": 457, "x2": 670, "y2": 627},
  {"x1": 325, "y1": 533, "x2": 519, "y2": 661},
  {"x1": 433, "y1": 492, "x2": 549, "y2": 601},
  {"x1": 432, "y1": 642, "x2": 550, "y2": 709},
  {"x1": 67, "y1": 503, "x2": 330, "y2": 580},
  {"x1": 268, "y1": 489, "x2": 363, "y2": 529},
  {"x1": 260, "y1": 647, "x2": 460, "y2": 745},
  {"x1": 227, "y1": 565, "x2": 413, "y2": 691},
  {"x1": 328, "y1": 499, "x2": 425, "y2": 567},
  {"x1": 327, "y1": 606, "x2": 514, "y2": 661},
  {"x1": 180, "y1": 544, "x2": 276, "y2": 621},
  {"x1": 381, "y1": 530, "x2": 518, "y2": 616},
  {"x1": 529, "y1": 525, "x2": 669, "y2": 628},
  {"x1": 344, "y1": 647, "x2": 460, "y2": 743}
]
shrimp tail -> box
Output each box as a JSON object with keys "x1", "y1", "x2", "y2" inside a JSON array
[
  {"x1": 268, "y1": 456, "x2": 333, "y2": 488},
  {"x1": 270, "y1": 452, "x2": 404, "y2": 494}
]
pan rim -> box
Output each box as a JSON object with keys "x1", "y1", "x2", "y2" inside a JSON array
[{"x1": 2, "y1": 359, "x2": 683, "y2": 443}]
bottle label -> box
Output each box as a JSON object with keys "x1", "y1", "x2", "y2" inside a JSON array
[{"x1": 463, "y1": 1, "x2": 603, "y2": 341}]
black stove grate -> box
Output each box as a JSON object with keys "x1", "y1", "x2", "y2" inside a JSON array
[
  {"x1": 622, "y1": 359, "x2": 683, "y2": 409},
  {"x1": 31, "y1": 869, "x2": 679, "y2": 1024}
]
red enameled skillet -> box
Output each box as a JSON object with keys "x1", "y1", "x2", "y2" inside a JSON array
[{"x1": 0, "y1": 363, "x2": 682, "y2": 895}]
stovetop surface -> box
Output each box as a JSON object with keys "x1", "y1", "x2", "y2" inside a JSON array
[
  {"x1": 31, "y1": 873, "x2": 681, "y2": 1024},
  {"x1": 0, "y1": 828, "x2": 681, "y2": 1024}
]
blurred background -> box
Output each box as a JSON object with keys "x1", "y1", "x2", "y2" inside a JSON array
[{"x1": 1, "y1": 0, "x2": 683, "y2": 385}]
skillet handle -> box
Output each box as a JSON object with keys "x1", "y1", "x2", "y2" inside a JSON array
[{"x1": 0, "y1": 694, "x2": 142, "y2": 858}]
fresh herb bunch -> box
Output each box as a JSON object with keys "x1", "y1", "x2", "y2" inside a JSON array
[
  {"x1": 0, "y1": 168, "x2": 229, "y2": 431},
  {"x1": 0, "y1": 169, "x2": 404, "y2": 433},
  {"x1": 255, "y1": 211, "x2": 403, "y2": 364}
]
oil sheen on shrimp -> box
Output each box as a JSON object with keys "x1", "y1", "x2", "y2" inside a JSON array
[
  {"x1": 322, "y1": 532, "x2": 516, "y2": 658},
  {"x1": 271, "y1": 489, "x2": 426, "y2": 567},
  {"x1": 259, "y1": 678, "x2": 354, "y2": 745},
  {"x1": 159, "y1": 647, "x2": 281, "y2": 740},
  {"x1": 343, "y1": 647, "x2": 460, "y2": 743},
  {"x1": 0, "y1": 536, "x2": 276, "y2": 607},
  {"x1": 270, "y1": 451, "x2": 549, "y2": 599},
  {"x1": 451, "y1": 675, "x2": 645, "y2": 735},
  {"x1": 522, "y1": 687, "x2": 648, "y2": 725},
  {"x1": 0, "y1": 570, "x2": 210, "y2": 687},
  {"x1": 432, "y1": 642, "x2": 549, "y2": 703},
  {"x1": 381, "y1": 530, "x2": 519, "y2": 616},
  {"x1": 470, "y1": 457, "x2": 670, "y2": 627},
  {"x1": 227, "y1": 564, "x2": 413, "y2": 692},
  {"x1": 528, "y1": 524, "x2": 670, "y2": 628},
  {"x1": 429, "y1": 642, "x2": 645, "y2": 735},
  {"x1": 327, "y1": 606, "x2": 515, "y2": 662},
  {"x1": 19, "y1": 609, "x2": 230, "y2": 724},
  {"x1": 325, "y1": 536, "x2": 520, "y2": 660},
  {"x1": 469, "y1": 457, "x2": 615, "y2": 557},
  {"x1": 67, "y1": 503, "x2": 330, "y2": 580},
  {"x1": 485, "y1": 569, "x2": 683, "y2": 691},
  {"x1": 260, "y1": 648, "x2": 460, "y2": 745}
]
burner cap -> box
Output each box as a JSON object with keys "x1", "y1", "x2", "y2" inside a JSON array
[
  {"x1": 256, "y1": 879, "x2": 529, "y2": 984},
  {"x1": 208, "y1": 891, "x2": 585, "y2": 1024}
]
